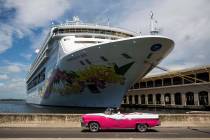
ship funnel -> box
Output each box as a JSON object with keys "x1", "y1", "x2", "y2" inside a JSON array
[
  {"x1": 73, "y1": 16, "x2": 80, "y2": 22},
  {"x1": 150, "y1": 11, "x2": 160, "y2": 35}
]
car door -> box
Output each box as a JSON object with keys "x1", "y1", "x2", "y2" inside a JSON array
[
  {"x1": 117, "y1": 114, "x2": 134, "y2": 128},
  {"x1": 103, "y1": 114, "x2": 122, "y2": 128},
  {"x1": 112, "y1": 114, "x2": 126, "y2": 128}
]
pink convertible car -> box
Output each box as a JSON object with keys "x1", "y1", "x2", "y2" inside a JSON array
[{"x1": 81, "y1": 108, "x2": 160, "y2": 132}]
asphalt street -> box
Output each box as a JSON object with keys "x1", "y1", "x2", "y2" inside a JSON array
[{"x1": 0, "y1": 127, "x2": 210, "y2": 138}]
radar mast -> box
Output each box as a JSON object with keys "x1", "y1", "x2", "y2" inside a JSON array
[{"x1": 150, "y1": 11, "x2": 159, "y2": 35}]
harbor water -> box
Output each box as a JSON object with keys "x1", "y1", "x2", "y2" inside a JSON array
[{"x1": 0, "y1": 100, "x2": 197, "y2": 114}]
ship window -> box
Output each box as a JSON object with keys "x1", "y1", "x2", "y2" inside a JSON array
[
  {"x1": 64, "y1": 38, "x2": 70, "y2": 41},
  {"x1": 85, "y1": 59, "x2": 92, "y2": 64},
  {"x1": 111, "y1": 37, "x2": 117, "y2": 40},
  {"x1": 95, "y1": 36, "x2": 106, "y2": 39},
  {"x1": 56, "y1": 28, "x2": 134, "y2": 38},
  {"x1": 75, "y1": 41, "x2": 97, "y2": 44},
  {"x1": 100, "y1": 56, "x2": 108, "y2": 62},
  {"x1": 80, "y1": 60, "x2": 85, "y2": 65},
  {"x1": 59, "y1": 29, "x2": 64, "y2": 33},
  {"x1": 75, "y1": 35, "x2": 92, "y2": 38},
  {"x1": 27, "y1": 68, "x2": 45, "y2": 91},
  {"x1": 121, "y1": 53, "x2": 132, "y2": 59},
  {"x1": 94, "y1": 29, "x2": 100, "y2": 33}
]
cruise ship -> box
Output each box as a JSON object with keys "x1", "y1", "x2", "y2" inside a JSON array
[{"x1": 26, "y1": 16, "x2": 174, "y2": 108}]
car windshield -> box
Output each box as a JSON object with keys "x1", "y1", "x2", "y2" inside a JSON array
[{"x1": 104, "y1": 108, "x2": 120, "y2": 115}]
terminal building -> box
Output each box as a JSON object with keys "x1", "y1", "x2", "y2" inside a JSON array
[{"x1": 123, "y1": 65, "x2": 210, "y2": 109}]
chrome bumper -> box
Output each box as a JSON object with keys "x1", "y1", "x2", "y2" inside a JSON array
[{"x1": 81, "y1": 122, "x2": 88, "y2": 128}]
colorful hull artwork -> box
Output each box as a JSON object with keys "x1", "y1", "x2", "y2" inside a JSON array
[{"x1": 42, "y1": 62, "x2": 135, "y2": 98}]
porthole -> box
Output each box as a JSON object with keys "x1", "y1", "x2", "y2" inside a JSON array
[{"x1": 151, "y1": 44, "x2": 162, "y2": 52}]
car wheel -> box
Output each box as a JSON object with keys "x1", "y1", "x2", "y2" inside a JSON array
[
  {"x1": 137, "y1": 124, "x2": 147, "y2": 132},
  {"x1": 89, "y1": 122, "x2": 99, "y2": 132}
]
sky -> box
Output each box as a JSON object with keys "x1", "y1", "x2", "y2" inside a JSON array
[{"x1": 0, "y1": 0, "x2": 210, "y2": 99}]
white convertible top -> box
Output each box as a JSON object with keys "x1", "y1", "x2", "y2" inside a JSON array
[{"x1": 86, "y1": 112, "x2": 159, "y2": 120}]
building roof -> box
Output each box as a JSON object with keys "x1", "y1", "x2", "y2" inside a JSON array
[{"x1": 141, "y1": 65, "x2": 210, "y2": 81}]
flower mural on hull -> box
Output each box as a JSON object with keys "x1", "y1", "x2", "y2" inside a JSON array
[{"x1": 43, "y1": 62, "x2": 135, "y2": 98}]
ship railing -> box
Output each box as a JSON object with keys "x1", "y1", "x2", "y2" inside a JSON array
[
  {"x1": 51, "y1": 22, "x2": 138, "y2": 36},
  {"x1": 27, "y1": 28, "x2": 53, "y2": 80},
  {"x1": 26, "y1": 55, "x2": 48, "y2": 84}
]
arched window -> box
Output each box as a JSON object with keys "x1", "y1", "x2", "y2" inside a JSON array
[
  {"x1": 123, "y1": 96, "x2": 127, "y2": 104},
  {"x1": 186, "y1": 92, "x2": 194, "y2": 105},
  {"x1": 134, "y1": 95, "x2": 139, "y2": 104},
  {"x1": 164, "y1": 93, "x2": 171, "y2": 105},
  {"x1": 156, "y1": 94, "x2": 161, "y2": 104},
  {"x1": 199, "y1": 91, "x2": 208, "y2": 106},
  {"x1": 129, "y1": 95, "x2": 132, "y2": 104},
  {"x1": 175, "y1": 93, "x2": 182, "y2": 105},
  {"x1": 141, "y1": 95, "x2": 145, "y2": 104},
  {"x1": 148, "y1": 94, "x2": 153, "y2": 104}
]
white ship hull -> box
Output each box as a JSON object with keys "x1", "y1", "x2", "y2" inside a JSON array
[{"x1": 26, "y1": 36, "x2": 174, "y2": 108}]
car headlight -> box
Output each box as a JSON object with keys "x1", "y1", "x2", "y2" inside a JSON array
[{"x1": 80, "y1": 117, "x2": 84, "y2": 122}]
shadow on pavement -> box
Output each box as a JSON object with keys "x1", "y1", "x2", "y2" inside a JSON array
[
  {"x1": 188, "y1": 127, "x2": 210, "y2": 135},
  {"x1": 81, "y1": 128, "x2": 159, "y2": 133}
]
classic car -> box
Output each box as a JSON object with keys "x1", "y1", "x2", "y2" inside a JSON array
[{"x1": 81, "y1": 108, "x2": 160, "y2": 132}]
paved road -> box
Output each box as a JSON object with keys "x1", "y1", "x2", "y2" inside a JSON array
[{"x1": 0, "y1": 127, "x2": 210, "y2": 138}]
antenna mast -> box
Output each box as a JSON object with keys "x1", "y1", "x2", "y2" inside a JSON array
[
  {"x1": 107, "y1": 17, "x2": 110, "y2": 26},
  {"x1": 150, "y1": 11, "x2": 159, "y2": 35}
]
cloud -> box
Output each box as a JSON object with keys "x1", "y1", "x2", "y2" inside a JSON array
[
  {"x1": 117, "y1": 0, "x2": 210, "y2": 74},
  {"x1": 0, "y1": 61, "x2": 29, "y2": 74},
  {"x1": 5, "y1": 0, "x2": 71, "y2": 28},
  {"x1": 0, "y1": 78, "x2": 26, "y2": 99},
  {"x1": 0, "y1": 74, "x2": 9, "y2": 80},
  {"x1": 0, "y1": 0, "x2": 71, "y2": 99},
  {"x1": 0, "y1": 23, "x2": 13, "y2": 53},
  {"x1": 0, "y1": 0, "x2": 71, "y2": 54},
  {"x1": 0, "y1": 61, "x2": 28, "y2": 99},
  {"x1": 30, "y1": 28, "x2": 49, "y2": 50},
  {"x1": 7, "y1": 65, "x2": 22, "y2": 73},
  {"x1": 0, "y1": 83, "x2": 4, "y2": 86},
  {"x1": 20, "y1": 53, "x2": 33, "y2": 61}
]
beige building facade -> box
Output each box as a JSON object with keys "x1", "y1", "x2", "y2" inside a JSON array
[{"x1": 123, "y1": 65, "x2": 210, "y2": 109}]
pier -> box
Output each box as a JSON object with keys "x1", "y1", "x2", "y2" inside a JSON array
[{"x1": 1, "y1": 113, "x2": 210, "y2": 128}]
